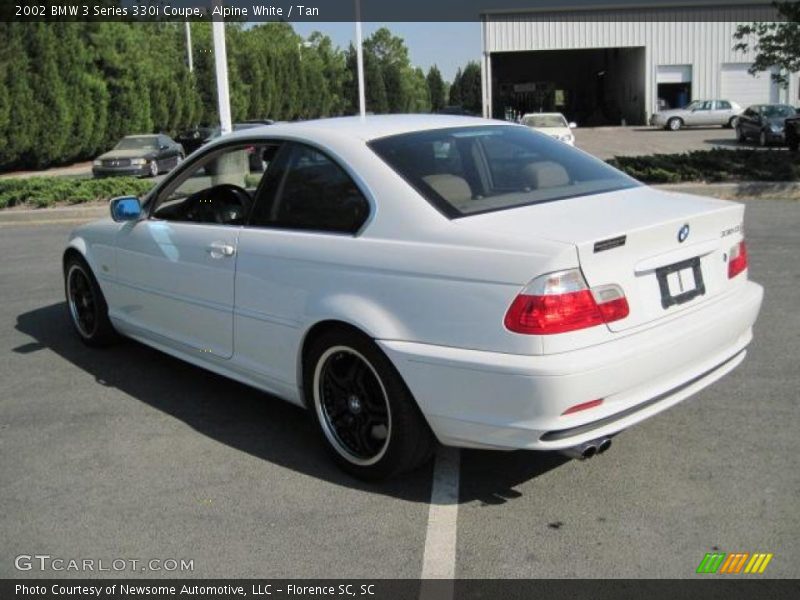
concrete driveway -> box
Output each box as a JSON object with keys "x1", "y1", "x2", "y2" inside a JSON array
[{"x1": 1, "y1": 200, "x2": 798, "y2": 580}]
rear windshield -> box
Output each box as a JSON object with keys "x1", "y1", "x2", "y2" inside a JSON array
[
  {"x1": 761, "y1": 105, "x2": 795, "y2": 119},
  {"x1": 369, "y1": 125, "x2": 640, "y2": 218},
  {"x1": 522, "y1": 114, "x2": 567, "y2": 128},
  {"x1": 115, "y1": 137, "x2": 158, "y2": 150}
]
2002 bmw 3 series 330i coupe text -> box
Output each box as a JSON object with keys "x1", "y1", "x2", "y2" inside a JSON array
[{"x1": 63, "y1": 115, "x2": 763, "y2": 479}]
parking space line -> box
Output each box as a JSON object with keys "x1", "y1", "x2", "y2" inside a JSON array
[{"x1": 419, "y1": 446, "x2": 460, "y2": 598}]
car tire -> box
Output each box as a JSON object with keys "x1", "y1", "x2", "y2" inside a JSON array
[
  {"x1": 304, "y1": 327, "x2": 436, "y2": 480},
  {"x1": 64, "y1": 254, "x2": 118, "y2": 347},
  {"x1": 726, "y1": 117, "x2": 737, "y2": 129},
  {"x1": 736, "y1": 125, "x2": 746, "y2": 143},
  {"x1": 149, "y1": 160, "x2": 159, "y2": 177},
  {"x1": 667, "y1": 117, "x2": 683, "y2": 131},
  {"x1": 759, "y1": 130, "x2": 769, "y2": 147}
]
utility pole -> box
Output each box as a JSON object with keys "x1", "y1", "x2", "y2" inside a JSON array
[
  {"x1": 212, "y1": 0, "x2": 232, "y2": 135},
  {"x1": 354, "y1": 0, "x2": 366, "y2": 119}
]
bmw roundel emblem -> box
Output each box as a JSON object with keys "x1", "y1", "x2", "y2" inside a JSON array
[{"x1": 678, "y1": 223, "x2": 690, "y2": 243}]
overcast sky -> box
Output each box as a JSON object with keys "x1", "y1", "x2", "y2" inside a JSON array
[{"x1": 291, "y1": 22, "x2": 481, "y2": 82}]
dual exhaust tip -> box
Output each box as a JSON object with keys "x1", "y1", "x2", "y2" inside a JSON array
[{"x1": 559, "y1": 436, "x2": 612, "y2": 460}]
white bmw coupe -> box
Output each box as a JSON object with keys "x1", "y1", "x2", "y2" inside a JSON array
[{"x1": 64, "y1": 115, "x2": 763, "y2": 479}]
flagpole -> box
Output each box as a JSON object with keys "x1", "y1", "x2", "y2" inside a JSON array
[
  {"x1": 212, "y1": 0, "x2": 232, "y2": 134},
  {"x1": 354, "y1": 0, "x2": 366, "y2": 119}
]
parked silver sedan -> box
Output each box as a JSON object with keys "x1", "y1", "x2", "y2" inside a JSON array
[{"x1": 650, "y1": 100, "x2": 743, "y2": 131}]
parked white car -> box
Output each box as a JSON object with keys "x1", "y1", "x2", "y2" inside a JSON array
[
  {"x1": 521, "y1": 112, "x2": 577, "y2": 145},
  {"x1": 650, "y1": 99, "x2": 743, "y2": 131},
  {"x1": 64, "y1": 115, "x2": 763, "y2": 479}
]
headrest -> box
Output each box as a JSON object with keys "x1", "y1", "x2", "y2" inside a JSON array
[
  {"x1": 522, "y1": 161, "x2": 570, "y2": 189},
  {"x1": 423, "y1": 174, "x2": 472, "y2": 202}
]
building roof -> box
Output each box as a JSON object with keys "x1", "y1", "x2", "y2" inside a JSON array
[{"x1": 480, "y1": 0, "x2": 774, "y2": 15}]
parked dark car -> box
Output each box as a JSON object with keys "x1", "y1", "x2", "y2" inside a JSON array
[
  {"x1": 735, "y1": 104, "x2": 797, "y2": 147},
  {"x1": 212, "y1": 121, "x2": 275, "y2": 171},
  {"x1": 92, "y1": 135, "x2": 184, "y2": 178},
  {"x1": 177, "y1": 121, "x2": 274, "y2": 170},
  {"x1": 785, "y1": 114, "x2": 800, "y2": 151},
  {"x1": 175, "y1": 126, "x2": 219, "y2": 156}
]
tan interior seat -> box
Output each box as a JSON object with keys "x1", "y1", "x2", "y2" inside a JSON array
[
  {"x1": 423, "y1": 174, "x2": 473, "y2": 203},
  {"x1": 522, "y1": 161, "x2": 570, "y2": 189}
]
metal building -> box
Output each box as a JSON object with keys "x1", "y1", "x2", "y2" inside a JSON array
[{"x1": 480, "y1": 0, "x2": 798, "y2": 125}]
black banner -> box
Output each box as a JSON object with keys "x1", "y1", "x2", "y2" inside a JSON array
[
  {"x1": 1, "y1": 0, "x2": 787, "y2": 23},
  {"x1": 3, "y1": 580, "x2": 800, "y2": 600}
]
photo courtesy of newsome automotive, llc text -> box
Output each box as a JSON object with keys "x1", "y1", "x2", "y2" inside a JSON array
[{"x1": 1, "y1": 0, "x2": 799, "y2": 598}]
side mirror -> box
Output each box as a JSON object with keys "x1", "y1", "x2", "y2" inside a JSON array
[
  {"x1": 110, "y1": 196, "x2": 142, "y2": 222},
  {"x1": 568, "y1": 122, "x2": 577, "y2": 129},
  {"x1": 160, "y1": 144, "x2": 169, "y2": 150}
]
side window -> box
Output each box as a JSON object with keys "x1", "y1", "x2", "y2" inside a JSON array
[
  {"x1": 150, "y1": 143, "x2": 279, "y2": 225},
  {"x1": 250, "y1": 143, "x2": 369, "y2": 234},
  {"x1": 717, "y1": 101, "x2": 731, "y2": 110}
]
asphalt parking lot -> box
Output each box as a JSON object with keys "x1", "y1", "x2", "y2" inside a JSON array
[
  {"x1": 575, "y1": 125, "x2": 766, "y2": 159},
  {"x1": 1, "y1": 198, "x2": 798, "y2": 580}
]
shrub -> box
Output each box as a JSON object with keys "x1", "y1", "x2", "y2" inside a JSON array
[
  {"x1": 0, "y1": 176, "x2": 155, "y2": 209},
  {"x1": 608, "y1": 149, "x2": 800, "y2": 183}
]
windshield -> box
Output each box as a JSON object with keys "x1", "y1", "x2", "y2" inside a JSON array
[
  {"x1": 115, "y1": 137, "x2": 158, "y2": 151},
  {"x1": 762, "y1": 105, "x2": 795, "y2": 119},
  {"x1": 522, "y1": 114, "x2": 568, "y2": 128},
  {"x1": 369, "y1": 125, "x2": 640, "y2": 218}
]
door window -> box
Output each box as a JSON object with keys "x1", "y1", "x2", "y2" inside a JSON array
[
  {"x1": 249, "y1": 143, "x2": 369, "y2": 234},
  {"x1": 151, "y1": 143, "x2": 279, "y2": 225}
]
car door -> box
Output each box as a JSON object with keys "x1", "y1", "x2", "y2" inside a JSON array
[
  {"x1": 686, "y1": 100, "x2": 714, "y2": 125},
  {"x1": 740, "y1": 107, "x2": 760, "y2": 138},
  {"x1": 710, "y1": 100, "x2": 732, "y2": 125},
  {"x1": 234, "y1": 142, "x2": 372, "y2": 392},
  {"x1": 112, "y1": 143, "x2": 270, "y2": 358},
  {"x1": 157, "y1": 135, "x2": 178, "y2": 168}
]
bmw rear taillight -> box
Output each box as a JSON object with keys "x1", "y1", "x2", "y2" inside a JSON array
[
  {"x1": 504, "y1": 269, "x2": 629, "y2": 335},
  {"x1": 728, "y1": 240, "x2": 748, "y2": 278}
]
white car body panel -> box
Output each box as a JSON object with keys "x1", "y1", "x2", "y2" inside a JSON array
[{"x1": 66, "y1": 115, "x2": 763, "y2": 453}]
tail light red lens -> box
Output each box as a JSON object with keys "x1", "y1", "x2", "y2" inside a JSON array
[
  {"x1": 562, "y1": 398, "x2": 604, "y2": 416},
  {"x1": 504, "y1": 269, "x2": 629, "y2": 335},
  {"x1": 728, "y1": 240, "x2": 748, "y2": 278}
]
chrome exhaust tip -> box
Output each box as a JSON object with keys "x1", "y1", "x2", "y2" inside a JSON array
[{"x1": 559, "y1": 436, "x2": 611, "y2": 460}]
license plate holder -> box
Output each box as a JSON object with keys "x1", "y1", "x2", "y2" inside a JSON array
[{"x1": 656, "y1": 257, "x2": 706, "y2": 309}]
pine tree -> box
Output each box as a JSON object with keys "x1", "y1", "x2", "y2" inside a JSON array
[{"x1": 426, "y1": 66, "x2": 446, "y2": 112}]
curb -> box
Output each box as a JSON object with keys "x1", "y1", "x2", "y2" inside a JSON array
[{"x1": 655, "y1": 181, "x2": 800, "y2": 201}]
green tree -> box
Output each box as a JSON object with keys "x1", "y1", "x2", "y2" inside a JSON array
[
  {"x1": 449, "y1": 68, "x2": 462, "y2": 106},
  {"x1": 426, "y1": 65, "x2": 446, "y2": 112},
  {"x1": 734, "y1": 1, "x2": 800, "y2": 86},
  {"x1": 459, "y1": 62, "x2": 483, "y2": 114}
]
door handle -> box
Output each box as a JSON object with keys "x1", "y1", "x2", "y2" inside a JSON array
[{"x1": 207, "y1": 242, "x2": 235, "y2": 258}]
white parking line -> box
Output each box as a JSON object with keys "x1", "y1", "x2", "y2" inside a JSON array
[{"x1": 419, "y1": 446, "x2": 460, "y2": 599}]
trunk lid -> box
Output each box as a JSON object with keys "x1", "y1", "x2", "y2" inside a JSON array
[{"x1": 456, "y1": 186, "x2": 745, "y2": 332}]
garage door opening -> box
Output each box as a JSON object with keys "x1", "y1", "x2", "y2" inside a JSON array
[
  {"x1": 656, "y1": 65, "x2": 692, "y2": 110},
  {"x1": 490, "y1": 47, "x2": 646, "y2": 126}
]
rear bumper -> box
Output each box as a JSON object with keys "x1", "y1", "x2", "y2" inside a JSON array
[{"x1": 379, "y1": 280, "x2": 763, "y2": 451}]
